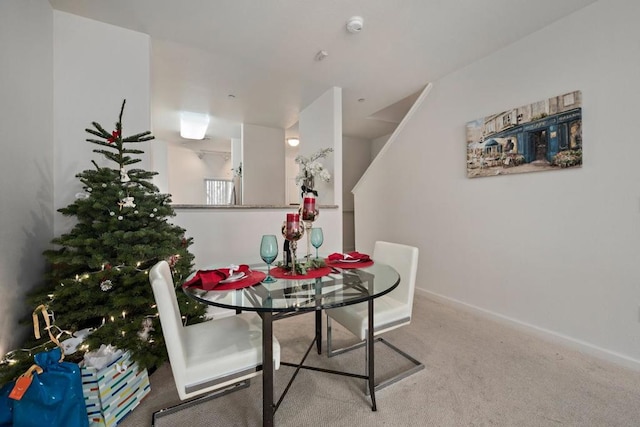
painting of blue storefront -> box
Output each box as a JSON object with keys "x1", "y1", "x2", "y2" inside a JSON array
[
  {"x1": 466, "y1": 91, "x2": 582, "y2": 178},
  {"x1": 499, "y1": 108, "x2": 582, "y2": 164}
]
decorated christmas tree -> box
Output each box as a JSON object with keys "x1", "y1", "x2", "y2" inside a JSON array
[{"x1": 0, "y1": 100, "x2": 204, "y2": 383}]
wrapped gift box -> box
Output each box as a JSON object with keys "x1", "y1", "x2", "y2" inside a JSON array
[{"x1": 81, "y1": 349, "x2": 150, "y2": 426}]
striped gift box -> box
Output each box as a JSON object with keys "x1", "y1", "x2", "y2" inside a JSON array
[{"x1": 81, "y1": 350, "x2": 151, "y2": 426}]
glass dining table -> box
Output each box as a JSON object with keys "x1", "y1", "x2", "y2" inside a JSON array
[{"x1": 183, "y1": 261, "x2": 401, "y2": 427}]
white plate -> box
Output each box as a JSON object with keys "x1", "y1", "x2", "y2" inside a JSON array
[
  {"x1": 338, "y1": 258, "x2": 362, "y2": 263},
  {"x1": 219, "y1": 272, "x2": 247, "y2": 284}
]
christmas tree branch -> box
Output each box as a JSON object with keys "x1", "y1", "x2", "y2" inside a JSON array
[
  {"x1": 118, "y1": 99, "x2": 126, "y2": 125},
  {"x1": 92, "y1": 150, "x2": 120, "y2": 163},
  {"x1": 86, "y1": 138, "x2": 119, "y2": 148},
  {"x1": 122, "y1": 148, "x2": 146, "y2": 155},
  {"x1": 86, "y1": 124, "x2": 111, "y2": 139},
  {"x1": 123, "y1": 131, "x2": 154, "y2": 142}
]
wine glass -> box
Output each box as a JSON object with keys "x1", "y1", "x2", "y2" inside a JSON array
[
  {"x1": 260, "y1": 235, "x2": 278, "y2": 283},
  {"x1": 310, "y1": 228, "x2": 324, "y2": 259}
]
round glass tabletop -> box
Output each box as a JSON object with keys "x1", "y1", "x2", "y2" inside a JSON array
[{"x1": 183, "y1": 262, "x2": 400, "y2": 313}]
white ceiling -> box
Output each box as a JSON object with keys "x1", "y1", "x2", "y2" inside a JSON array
[{"x1": 49, "y1": 0, "x2": 598, "y2": 144}]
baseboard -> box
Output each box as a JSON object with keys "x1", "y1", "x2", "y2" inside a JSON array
[{"x1": 415, "y1": 287, "x2": 640, "y2": 372}]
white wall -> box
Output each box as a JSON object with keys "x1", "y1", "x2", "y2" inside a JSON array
[
  {"x1": 371, "y1": 133, "x2": 391, "y2": 162},
  {"x1": 299, "y1": 87, "x2": 343, "y2": 208},
  {"x1": 201, "y1": 152, "x2": 233, "y2": 180},
  {"x1": 231, "y1": 137, "x2": 242, "y2": 176},
  {"x1": 172, "y1": 208, "x2": 343, "y2": 270},
  {"x1": 242, "y1": 124, "x2": 286, "y2": 205},
  {"x1": 0, "y1": 0, "x2": 54, "y2": 356},
  {"x1": 167, "y1": 144, "x2": 232, "y2": 204},
  {"x1": 167, "y1": 144, "x2": 207, "y2": 204},
  {"x1": 354, "y1": 0, "x2": 640, "y2": 368},
  {"x1": 285, "y1": 144, "x2": 300, "y2": 205},
  {"x1": 342, "y1": 136, "x2": 372, "y2": 252},
  {"x1": 152, "y1": 139, "x2": 170, "y2": 194},
  {"x1": 53, "y1": 11, "x2": 151, "y2": 235}
]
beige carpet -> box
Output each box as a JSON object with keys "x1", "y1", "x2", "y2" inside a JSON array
[{"x1": 119, "y1": 294, "x2": 640, "y2": 426}]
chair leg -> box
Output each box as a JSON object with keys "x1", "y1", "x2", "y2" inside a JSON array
[
  {"x1": 366, "y1": 337, "x2": 424, "y2": 395},
  {"x1": 326, "y1": 314, "x2": 366, "y2": 358},
  {"x1": 151, "y1": 380, "x2": 250, "y2": 426},
  {"x1": 325, "y1": 314, "x2": 424, "y2": 394}
]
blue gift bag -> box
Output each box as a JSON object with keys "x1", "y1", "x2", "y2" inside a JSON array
[
  {"x1": 2, "y1": 305, "x2": 89, "y2": 427},
  {"x1": 0, "y1": 381, "x2": 14, "y2": 426},
  {"x1": 11, "y1": 347, "x2": 88, "y2": 427}
]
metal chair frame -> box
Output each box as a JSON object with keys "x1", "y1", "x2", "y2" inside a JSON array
[
  {"x1": 326, "y1": 315, "x2": 424, "y2": 394},
  {"x1": 325, "y1": 241, "x2": 424, "y2": 393}
]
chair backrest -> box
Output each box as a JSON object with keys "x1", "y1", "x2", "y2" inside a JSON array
[
  {"x1": 373, "y1": 241, "x2": 419, "y2": 316},
  {"x1": 149, "y1": 260, "x2": 186, "y2": 382}
]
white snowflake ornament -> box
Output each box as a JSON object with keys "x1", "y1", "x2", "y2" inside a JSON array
[
  {"x1": 120, "y1": 168, "x2": 131, "y2": 183},
  {"x1": 120, "y1": 196, "x2": 136, "y2": 208},
  {"x1": 138, "y1": 318, "x2": 155, "y2": 341},
  {"x1": 100, "y1": 279, "x2": 113, "y2": 291}
]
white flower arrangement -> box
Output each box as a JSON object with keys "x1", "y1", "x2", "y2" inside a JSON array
[{"x1": 294, "y1": 148, "x2": 333, "y2": 186}]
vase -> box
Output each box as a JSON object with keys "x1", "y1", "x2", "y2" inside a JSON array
[{"x1": 302, "y1": 176, "x2": 315, "y2": 195}]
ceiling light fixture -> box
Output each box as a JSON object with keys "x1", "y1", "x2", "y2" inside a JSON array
[
  {"x1": 287, "y1": 138, "x2": 300, "y2": 147},
  {"x1": 346, "y1": 16, "x2": 364, "y2": 34},
  {"x1": 180, "y1": 112, "x2": 210, "y2": 140}
]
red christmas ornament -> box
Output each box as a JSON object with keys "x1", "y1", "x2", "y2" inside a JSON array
[{"x1": 107, "y1": 130, "x2": 120, "y2": 143}]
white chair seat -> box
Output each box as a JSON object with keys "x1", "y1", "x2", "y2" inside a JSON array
[
  {"x1": 327, "y1": 297, "x2": 408, "y2": 341},
  {"x1": 183, "y1": 313, "x2": 280, "y2": 393}
]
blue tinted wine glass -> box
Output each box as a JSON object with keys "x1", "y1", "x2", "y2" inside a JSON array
[
  {"x1": 260, "y1": 235, "x2": 278, "y2": 283},
  {"x1": 310, "y1": 228, "x2": 324, "y2": 259}
]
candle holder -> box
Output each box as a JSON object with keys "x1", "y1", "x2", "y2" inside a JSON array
[
  {"x1": 299, "y1": 192, "x2": 319, "y2": 261},
  {"x1": 281, "y1": 213, "x2": 304, "y2": 275}
]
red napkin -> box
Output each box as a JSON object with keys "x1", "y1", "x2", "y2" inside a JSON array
[
  {"x1": 327, "y1": 251, "x2": 371, "y2": 262},
  {"x1": 183, "y1": 265, "x2": 251, "y2": 290}
]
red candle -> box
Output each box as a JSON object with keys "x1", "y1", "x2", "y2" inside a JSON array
[
  {"x1": 302, "y1": 197, "x2": 316, "y2": 221},
  {"x1": 286, "y1": 213, "x2": 300, "y2": 239}
]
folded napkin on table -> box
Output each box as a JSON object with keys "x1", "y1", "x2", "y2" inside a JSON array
[
  {"x1": 327, "y1": 251, "x2": 371, "y2": 262},
  {"x1": 183, "y1": 264, "x2": 251, "y2": 290}
]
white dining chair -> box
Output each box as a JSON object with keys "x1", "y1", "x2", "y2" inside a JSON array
[
  {"x1": 326, "y1": 241, "x2": 423, "y2": 392},
  {"x1": 149, "y1": 260, "x2": 281, "y2": 424}
]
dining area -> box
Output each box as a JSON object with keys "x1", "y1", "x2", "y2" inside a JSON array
[
  {"x1": 133, "y1": 193, "x2": 640, "y2": 427},
  {"x1": 147, "y1": 228, "x2": 421, "y2": 427},
  {"x1": 115, "y1": 240, "x2": 640, "y2": 427}
]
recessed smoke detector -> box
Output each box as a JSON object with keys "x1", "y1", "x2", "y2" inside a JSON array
[{"x1": 346, "y1": 16, "x2": 364, "y2": 33}]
